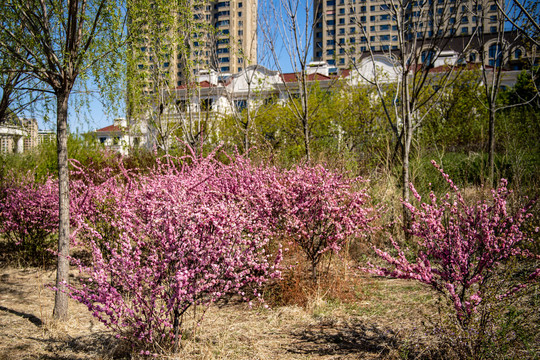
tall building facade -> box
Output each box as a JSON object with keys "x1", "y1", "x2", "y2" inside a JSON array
[
  {"x1": 131, "y1": 0, "x2": 257, "y2": 89},
  {"x1": 312, "y1": 0, "x2": 501, "y2": 67}
]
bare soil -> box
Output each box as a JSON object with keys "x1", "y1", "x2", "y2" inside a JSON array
[{"x1": 0, "y1": 266, "x2": 449, "y2": 360}]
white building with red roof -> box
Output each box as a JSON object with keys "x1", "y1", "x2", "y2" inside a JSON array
[{"x1": 94, "y1": 118, "x2": 148, "y2": 155}]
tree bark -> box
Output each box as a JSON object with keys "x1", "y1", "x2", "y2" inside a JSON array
[
  {"x1": 53, "y1": 91, "x2": 70, "y2": 320},
  {"x1": 488, "y1": 107, "x2": 496, "y2": 184}
]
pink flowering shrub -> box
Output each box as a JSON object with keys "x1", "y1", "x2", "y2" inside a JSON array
[
  {"x1": 280, "y1": 165, "x2": 376, "y2": 280},
  {"x1": 0, "y1": 173, "x2": 59, "y2": 264},
  {"x1": 66, "y1": 153, "x2": 283, "y2": 351},
  {"x1": 368, "y1": 161, "x2": 539, "y2": 330}
]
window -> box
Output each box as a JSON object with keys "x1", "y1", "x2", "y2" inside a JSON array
[
  {"x1": 350, "y1": 37, "x2": 356, "y2": 43},
  {"x1": 380, "y1": 34, "x2": 390, "y2": 41},
  {"x1": 327, "y1": 0, "x2": 335, "y2": 5},
  {"x1": 380, "y1": 14, "x2": 390, "y2": 20},
  {"x1": 238, "y1": 11, "x2": 242, "y2": 16},
  {"x1": 238, "y1": 2, "x2": 242, "y2": 7},
  {"x1": 339, "y1": 28, "x2": 345, "y2": 34},
  {"x1": 235, "y1": 99, "x2": 247, "y2": 111},
  {"x1": 340, "y1": 8, "x2": 345, "y2": 14},
  {"x1": 201, "y1": 98, "x2": 213, "y2": 111},
  {"x1": 327, "y1": 39, "x2": 335, "y2": 45},
  {"x1": 328, "y1": 59, "x2": 336, "y2": 65},
  {"x1": 327, "y1": 49, "x2": 335, "y2": 55},
  {"x1": 339, "y1": 38, "x2": 345, "y2": 44},
  {"x1": 488, "y1": 43, "x2": 502, "y2": 66},
  {"x1": 219, "y1": 57, "x2": 230, "y2": 63},
  {"x1": 339, "y1": 48, "x2": 345, "y2": 54},
  {"x1": 215, "y1": 20, "x2": 230, "y2": 27},
  {"x1": 350, "y1": 27, "x2": 356, "y2": 33},
  {"x1": 238, "y1": 30, "x2": 243, "y2": 36},
  {"x1": 327, "y1": 29, "x2": 335, "y2": 35},
  {"x1": 99, "y1": 137, "x2": 106, "y2": 144},
  {"x1": 317, "y1": 31, "x2": 323, "y2": 37},
  {"x1": 339, "y1": 58, "x2": 345, "y2": 64},
  {"x1": 514, "y1": 48, "x2": 522, "y2": 59},
  {"x1": 340, "y1": 18, "x2": 345, "y2": 24},
  {"x1": 421, "y1": 49, "x2": 436, "y2": 66},
  {"x1": 217, "y1": 48, "x2": 230, "y2": 53},
  {"x1": 380, "y1": 24, "x2": 390, "y2": 30},
  {"x1": 370, "y1": 5, "x2": 375, "y2": 11},
  {"x1": 462, "y1": 16, "x2": 468, "y2": 23},
  {"x1": 490, "y1": 26, "x2": 497, "y2": 33},
  {"x1": 461, "y1": 27, "x2": 468, "y2": 33},
  {"x1": 238, "y1": 20, "x2": 243, "y2": 26},
  {"x1": 380, "y1": 4, "x2": 389, "y2": 10},
  {"x1": 316, "y1": 51, "x2": 322, "y2": 57},
  {"x1": 370, "y1": 25, "x2": 375, "y2": 31},
  {"x1": 370, "y1": 15, "x2": 375, "y2": 21},
  {"x1": 327, "y1": 19, "x2": 335, "y2": 25}
]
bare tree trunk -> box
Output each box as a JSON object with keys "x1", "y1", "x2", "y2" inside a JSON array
[
  {"x1": 303, "y1": 119, "x2": 310, "y2": 162},
  {"x1": 53, "y1": 91, "x2": 70, "y2": 321},
  {"x1": 488, "y1": 106, "x2": 496, "y2": 183}
]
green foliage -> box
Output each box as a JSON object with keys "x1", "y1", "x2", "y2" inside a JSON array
[{"x1": 0, "y1": 133, "x2": 115, "y2": 182}]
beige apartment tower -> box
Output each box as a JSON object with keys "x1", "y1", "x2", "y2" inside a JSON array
[
  {"x1": 313, "y1": 0, "x2": 500, "y2": 68},
  {"x1": 131, "y1": 0, "x2": 258, "y2": 89}
]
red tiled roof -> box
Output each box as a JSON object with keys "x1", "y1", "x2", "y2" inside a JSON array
[
  {"x1": 95, "y1": 125, "x2": 120, "y2": 132},
  {"x1": 176, "y1": 80, "x2": 216, "y2": 89},
  {"x1": 280, "y1": 72, "x2": 332, "y2": 82}
]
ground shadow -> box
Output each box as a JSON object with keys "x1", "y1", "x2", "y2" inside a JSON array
[
  {"x1": 28, "y1": 333, "x2": 131, "y2": 360},
  {"x1": 287, "y1": 318, "x2": 445, "y2": 359},
  {"x1": 0, "y1": 305, "x2": 43, "y2": 326}
]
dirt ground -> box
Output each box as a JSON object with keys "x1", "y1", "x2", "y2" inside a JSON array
[{"x1": 0, "y1": 266, "x2": 449, "y2": 360}]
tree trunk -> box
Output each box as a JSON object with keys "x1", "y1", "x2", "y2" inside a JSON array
[
  {"x1": 53, "y1": 91, "x2": 70, "y2": 320},
  {"x1": 303, "y1": 119, "x2": 310, "y2": 162},
  {"x1": 402, "y1": 113, "x2": 413, "y2": 233},
  {"x1": 487, "y1": 107, "x2": 496, "y2": 184}
]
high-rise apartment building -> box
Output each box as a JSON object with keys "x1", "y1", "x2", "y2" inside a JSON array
[
  {"x1": 131, "y1": 0, "x2": 257, "y2": 88},
  {"x1": 312, "y1": 0, "x2": 501, "y2": 67},
  {"x1": 201, "y1": 0, "x2": 258, "y2": 75}
]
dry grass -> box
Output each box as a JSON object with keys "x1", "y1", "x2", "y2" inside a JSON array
[{"x1": 0, "y1": 264, "x2": 450, "y2": 360}]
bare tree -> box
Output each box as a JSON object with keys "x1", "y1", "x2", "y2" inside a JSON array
[
  {"x1": 348, "y1": 0, "x2": 476, "y2": 220},
  {"x1": 0, "y1": 0, "x2": 127, "y2": 320},
  {"x1": 260, "y1": 0, "x2": 341, "y2": 161},
  {"x1": 473, "y1": 0, "x2": 537, "y2": 182}
]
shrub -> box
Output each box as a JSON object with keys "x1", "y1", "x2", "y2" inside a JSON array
[
  {"x1": 280, "y1": 165, "x2": 376, "y2": 281},
  {"x1": 66, "y1": 153, "x2": 282, "y2": 353},
  {"x1": 368, "y1": 161, "x2": 539, "y2": 357},
  {"x1": 0, "y1": 173, "x2": 58, "y2": 265}
]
